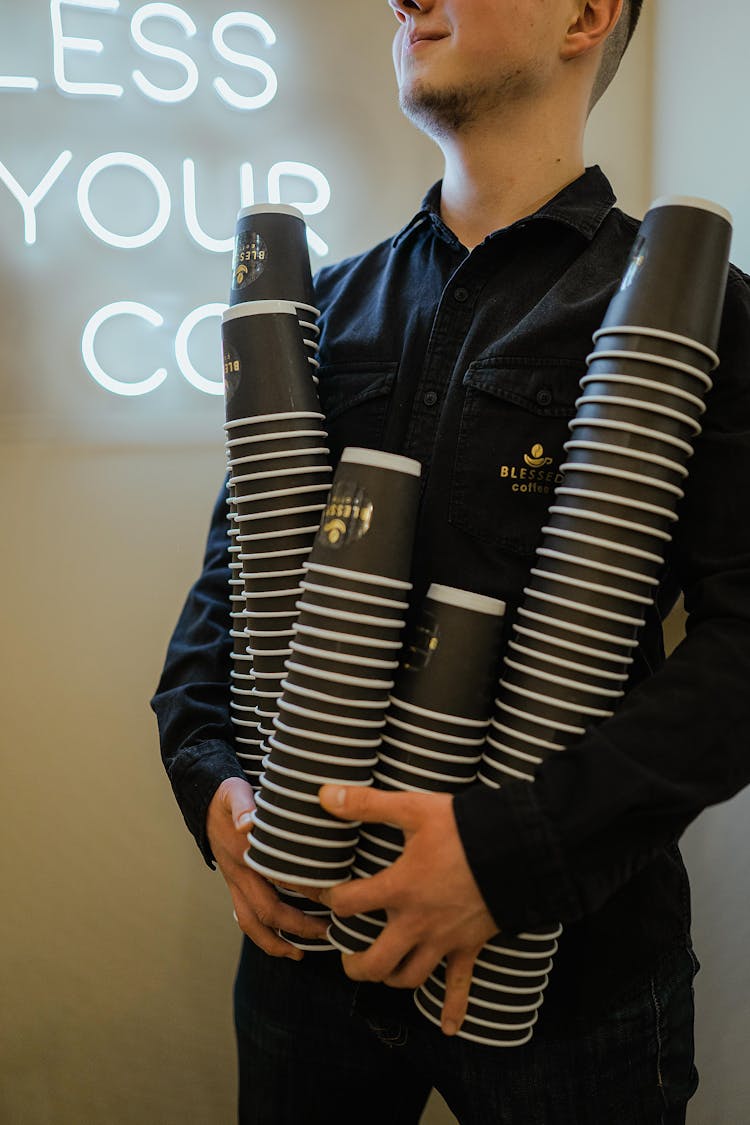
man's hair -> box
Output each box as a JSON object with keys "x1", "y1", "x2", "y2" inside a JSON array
[{"x1": 590, "y1": 0, "x2": 645, "y2": 109}]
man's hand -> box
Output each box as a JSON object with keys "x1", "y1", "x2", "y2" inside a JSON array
[
  {"x1": 206, "y1": 777, "x2": 329, "y2": 959},
  {"x1": 314, "y1": 784, "x2": 499, "y2": 1035}
]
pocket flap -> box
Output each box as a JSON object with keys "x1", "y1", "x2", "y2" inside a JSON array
[
  {"x1": 464, "y1": 357, "x2": 582, "y2": 417},
  {"x1": 317, "y1": 363, "x2": 398, "y2": 422}
]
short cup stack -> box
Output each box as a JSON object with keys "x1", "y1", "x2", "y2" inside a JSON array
[
  {"x1": 327, "y1": 586, "x2": 506, "y2": 963},
  {"x1": 430, "y1": 196, "x2": 732, "y2": 1046},
  {"x1": 243, "y1": 448, "x2": 422, "y2": 937},
  {"x1": 223, "y1": 205, "x2": 328, "y2": 784}
]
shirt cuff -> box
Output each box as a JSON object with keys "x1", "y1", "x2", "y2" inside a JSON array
[
  {"x1": 452, "y1": 779, "x2": 581, "y2": 933},
  {"x1": 166, "y1": 739, "x2": 248, "y2": 869}
]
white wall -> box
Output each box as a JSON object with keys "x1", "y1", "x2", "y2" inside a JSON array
[{"x1": 652, "y1": 3, "x2": 750, "y2": 1121}]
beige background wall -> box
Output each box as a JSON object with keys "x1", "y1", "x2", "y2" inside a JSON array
[{"x1": 1, "y1": 3, "x2": 740, "y2": 1123}]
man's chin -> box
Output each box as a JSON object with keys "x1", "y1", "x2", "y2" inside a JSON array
[{"x1": 399, "y1": 82, "x2": 479, "y2": 138}]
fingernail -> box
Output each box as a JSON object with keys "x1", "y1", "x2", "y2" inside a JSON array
[
  {"x1": 236, "y1": 812, "x2": 253, "y2": 828},
  {"x1": 332, "y1": 787, "x2": 346, "y2": 807},
  {"x1": 443, "y1": 1019, "x2": 457, "y2": 1036}
]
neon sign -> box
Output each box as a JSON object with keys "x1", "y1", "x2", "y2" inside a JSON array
[{"x1": 0, "y1": 2, "x2": 332, "y2": 397}]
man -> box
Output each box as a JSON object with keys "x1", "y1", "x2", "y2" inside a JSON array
[{"x1": 152, "y1": 1, "x2": 750, "y2": 1121}]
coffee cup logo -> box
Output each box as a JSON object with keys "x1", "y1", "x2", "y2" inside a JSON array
[
  {"x1": 317, "y1": 480, "x2": 373, "y2": 549},
  {"x1": 223, "y1": 344, "x2": 241, "y2": 402},
  {"x1": 524, "y1": 443, "x2": 553, "y2": 468},
  {"x1": 232, "y1": 231, "x2": 268, "y2": 290},
  {"x1": 402, "y1": 615, "x2": 440, "y2": 672}
]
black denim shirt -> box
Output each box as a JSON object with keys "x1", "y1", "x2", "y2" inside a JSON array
[{"x1": 152, "y1": 166, "x2": 750, "y2": 1018}]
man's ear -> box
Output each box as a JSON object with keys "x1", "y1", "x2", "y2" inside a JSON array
[{"x1": 561, "y1": 0, "x2": 626, "y2": 64}]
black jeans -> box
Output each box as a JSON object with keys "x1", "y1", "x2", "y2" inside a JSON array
[{"x1": 233, "y1": 937, "x2": 699, "y2": 1124}]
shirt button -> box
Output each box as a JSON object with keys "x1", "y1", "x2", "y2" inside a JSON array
[
  {"x1": 536, "y1": 387, "x2": 553, "y2": 406},
  {"x1": 423, "y1": 391, "x2": 438, "y2": 407},
  {"x1": 453, "y1": 287, "x2": 469, "y2": 303}
]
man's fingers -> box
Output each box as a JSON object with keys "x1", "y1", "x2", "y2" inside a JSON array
[
  {"x1": 339, "y1": 919, "x2": 417, "y2": 983},
  {"x1": 440, "y1": 949, "x2": 480, "y2": 1036},
  {"x1": 318, "y1": 784, "x2": 420, "y2": 830},
  {"x1": 384, "y1": 945, "x2": 443, "y2": 990},
  {"x1": 219, "y1": 776, "x2": 256, "y2": 829},
  {"x1": 318, "y1": 867, "x2": 398, "y2": 917}
]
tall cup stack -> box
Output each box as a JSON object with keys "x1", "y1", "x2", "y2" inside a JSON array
[
  {"x1": 223, "y1": 205, "x2": 329, "y2": 785},
  {"x1": 416, "y1": 197, "x2": 733, "y2": 1046},
  {"x1": 327, "y1": 585, "x2": 506, "y2": 962},
  {"x1": 244, "y1": 449, "x2": 422, "y2": 922}
]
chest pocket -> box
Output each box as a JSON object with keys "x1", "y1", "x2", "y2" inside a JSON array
[
  {"x1": 317, "y1": 362, "x2": 398, "y2": 466},
  {"x1": 448, "y1": 358, "x2": 581, "y2": 556}
]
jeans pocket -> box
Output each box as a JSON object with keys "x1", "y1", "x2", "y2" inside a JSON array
[{"x1": 650, "y1": 945, "x2": 700, "y2": 1118}]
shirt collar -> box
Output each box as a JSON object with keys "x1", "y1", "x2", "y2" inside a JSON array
[{"x1": 392, "y1": 165, "x2": 617, "y2": 249}]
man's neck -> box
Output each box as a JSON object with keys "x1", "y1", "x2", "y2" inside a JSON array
[{"x1": 436, "y1": 98, "x2": 586, "y2": 251}]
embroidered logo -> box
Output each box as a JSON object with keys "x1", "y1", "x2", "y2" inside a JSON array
[
  {"x1": 523, "y1": 443, "x2": 553, "y2": 469},
  {"x1": 500, "y1": 442, "x2": 562, "y2": 496}
]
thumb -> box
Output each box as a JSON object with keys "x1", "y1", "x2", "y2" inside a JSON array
[
  {"x1": 318, "y1": 783, "x2": 418, "y2": 829},
  {"x1": 219, "y1": 777, "x2": 256, "y2": 830}
]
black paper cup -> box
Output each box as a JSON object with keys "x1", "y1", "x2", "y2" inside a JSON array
[
  {"x1": 382, "y1": 715, "x2": 486, "y2": 754},
  {"x1": 393, "y1": 584, "x2": 507, "y2": 721},
  {"x1": 226, "y1": 414, "x2": 326, "y2": 444},
  {"x1": 528, "y1": 566, "x2": 654, "y2": 620},
  {"x1": 231, "y1": 204, "x2": 315, "y2": 307},
  {"x1": 372, "y1": 760, "x2": 473, "y2": 794},
  {"x1": 232, "y1": 465, "x2": 332, "y2": 497},
  {"x1": 360, "y1": 821, "x2": 405, "y2": 851},
  {"x1": 254, "y1": 793, "x2": 361, "y2": 842},
  {"x1": 578, "y1": 370, "x2": 707, "y2": 427},
  {"x1": 258, "y1": 771, "x2": 361, "y2": 826},
  {"x1": 387, "y1": 696, "x2": 491, "y2": 742},
  {"x1": 546, "y1": 502, "x2": 672, "y2": 556},
  {"x1": 596, "y1": 195, "x2": 732, "y2": 352},
  {"x1": 226, "y1": 428, "x2": 328, "y2": 455},
  {"x1": 562, "y1": 438, "x2": 687, "y2": 493},
  {"x1": 591, "y1": 325, "x2": 718, "y2": 375},
  {"x1": 261, "y1": 754, "x2": 367, "y2": 799},
  {"x1": 241, "y1": 569, "x2": 306, "y2": 595},
  {"x1": 498, "y1": 671, "x2": 617, "y2": 724},
  {"x1": 539, "y1": 524, "x2": 666, "y2": 584},
  {"x1": 281, "y1": 678, "x2": 391, "y2": 721},
  {"x1": 327, "y1": 918, "x2": 375, "y2": 955},
  {"x1": 559, "y1": 456, "x2": 684, "y2": 509},
  {"x1": 572, "y1": 391, "x2": 701, "y2": 445},
  {"x1": 223, "y1": 303, "x2": 321, "y2": 424},
  {"x1": 505, "y1": 638, "x2": 629, "y2": 692},
  {"x1": 283, "y1": 659, "x2": 393, "y2": 702},
  {"x1": 584, "y1": 346, "x2": 713, "y2": 398},
  {"x1": 229, "y1": 446, "x2": 330, "y2": 474},
  {"x1": 235, "y1": 507, "x2": 325, "y2": 539},
  {"x1": 520, "y1": 587, "x2": 645, "y2": 642},
  {"x1": 243, "y1": 835, "x2": 351, "y2": 888},
  {"x1": 287, "y1": 639, "x2": 400, "y2": 677},
  {"x1": 292, "y1": 624, "x2": 402, "y2": 665},
  {"x1": 414, "y1": 987, "x2": 536, "y2": 1046},
  {"x1": 250, "y1": 818, "x2": 356, "y2": 866},
  {"x1": 277, "y1": 697, "x2": 386, "y2": 739},
  {"x1": 490, "y1": 695, "x2": 591, "y2": 747},
  {"x1": 358, "y1": 827, "x2": 403, "y2": 860},
  {"x1": 378, "y1": 744, "x2": 480, "y2": 783},
  {"x1": 307, "y1": 448, "x2": 422, "y2": 582},
  {"x1": 234, "y1": 484, "x2": 331, "y2": 519},
  {"x1": 553, "y1": 484, "x2": 677, "y2": 538},
  {"x1": 296, "y1": 600, "x2": 406, "y2": 642},
  {"x1": 304, "y1": 561, "x2": 412, "y2": 597},
  {"x1": 299, "y1": 577, "x2": 409, "y2": 620},
  {"x1": 485, "y1": 725, "x2": 556, "y2": 766},
  {"x1": 532, "y1": 545, "x2": 658, "y2": 604},
  {"x1": 270, "y1": 721, "x2": 380, "y2": 758}
]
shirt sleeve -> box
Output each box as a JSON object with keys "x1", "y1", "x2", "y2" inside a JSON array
[
  {"x1": 453, "y1": 269, "x2": 750, "y2": 933},
  {"x1": 150, "y1": 476, "x2": 246, "y2": 868}
]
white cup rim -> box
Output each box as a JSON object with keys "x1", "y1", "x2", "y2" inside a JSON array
[
  {"x1": 304, "y1": 561, "x2": 412, "y2": 591},
  {"x1": 494, "y1": 697, "x2": 587, "y2": 736},
  {"x1": 529, "y1": 566, "x2": 653, "y2": 608},
  {"x1": 285, "y1": 659, "x2": 394, "y2": 690},
  {"x1": 507, "y1": 639, "x2": 629, "y2": 685},
  {"x1": 244, "y1": 835, "x2": 349, "y2": 871},
  {"x1": 385, "y1": 713, "x2": 486, "y2": 747},
  {"x1": 540, "y1": 522, "x2": 664, "y2": 566},
  {"x1": 281, "y1": 678, "x2": 387, "y2": 710},
  {"x1": 232, "y1": 465, "x2": 331, "y2": 488},
  {"x1": 263, "y1": 750, "x2": 374, "y2": 786},
  {"x1": 562, "y1": 437, "x2": 688, "y2": 479},
  {"x1": 488, "y1": 719, "x2": 563, "y2": 755},
  {"x1": 555, "y1": 484, "x2": 678, "y2": 523},
  {"x1": 226, "y1": 429, "x2": 327, "y2": 449},
  {"x1": 296, "y1": 599, "x2": 405, "y2": 631},
  {"x1": 294, "y1": 621, "x2": 402, "y2": 651},
  {"x1": 278, "y1": 697, "x2": 386, "y2": 730},
  {"x1": 559, "y1": 457, "x2": 685, "y2": 499},
  {"x1": 243, "y1": 848, "x2": 349, "y2": 889},
  {"x1": 340, "y1": 446, "x2": 421, "y2": 478},
  {"x1": 250, "y1": 809, "x2": 358, "y2": 849},
  {"x1": 427, "y1": 584, "x2": 506, "y2": 617},
  {"x1": 591, "y1": 324, "x2": 719, "y2": 369},
  {"x1": 381, "y1": 730, "x2": 483, "y2": 766},
  {"x1": 547, "y1": 503, "x2": 673, "y2": 543},
  {"x1": 300, "y1": 578, "x2": 409, "y2": 610},
  {"x1": 523, "y1": 583, "x2": 646, "y2": 627},
  {"x1": 575, "y1": 392, "x2": 702, "y2": 435},
  {"x1": 388, "y1": 695, "x2": 489, "y2": 728},
  {"x1": 228, "y1": 447, "x2": 330, "y2": 469},
  {"x1": 567, "y1": 415, "x2": 695, "y2": 457},
  {"x1": 255, "y1": 788, "x2": 360, "y2": 829},
  {"x1": 289, "y1": 640, "x2": 399, "y2": 670},
  {"x1": 273, "y1": 717, "x2": 382, "y2": 749},
  {"x1": 584, "y1": 351, "x2": 712, "y2": 392},
  {"x1": 499, "y1": 678, "x2": 616, "y2": 720},
  {"x1": 225, "y1": 412, "x2": 325, "y2": 430},
  {"x1": 535, "y1": 545, "x2": 659, "y2": 587}
]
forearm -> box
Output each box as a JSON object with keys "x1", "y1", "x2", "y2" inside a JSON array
[{"x1": 151, "y1": 477, "x2": 245, "y2": 866}]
